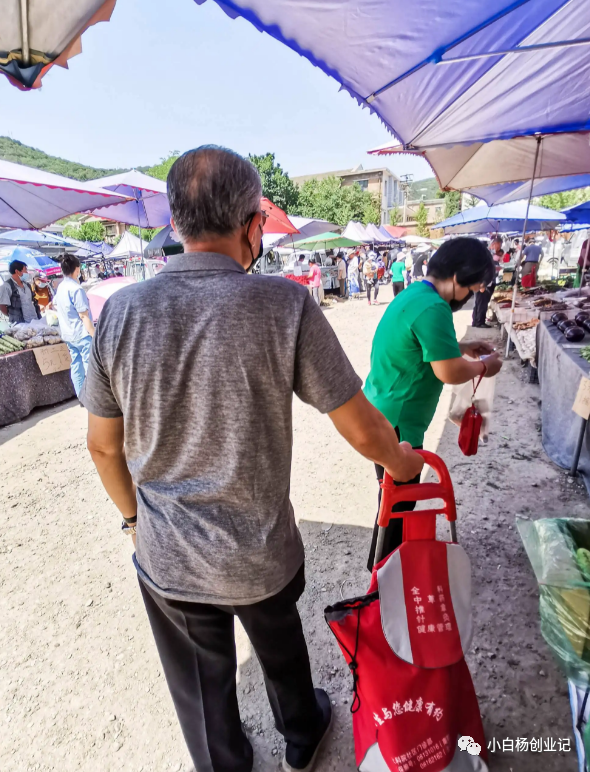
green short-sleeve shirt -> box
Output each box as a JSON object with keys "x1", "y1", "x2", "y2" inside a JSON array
[
  {"x1": 390, "y1": 261, "x2": 406, "y2": 282},
  {"x1": 364, "y1": 281, "x2": 461, "y2": 447}
]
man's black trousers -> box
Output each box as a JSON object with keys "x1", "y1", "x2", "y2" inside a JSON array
[
  {"x1": 472, "y1": 286, "x2": 493, "y2": 326},
  {"x1": 139, "y1": 563, "x2": 322, "y2": 772}
]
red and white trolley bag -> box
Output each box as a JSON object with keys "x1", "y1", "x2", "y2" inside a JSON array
[{"x1": 325, "y1": 451, "x2": 488, "y2": 772}]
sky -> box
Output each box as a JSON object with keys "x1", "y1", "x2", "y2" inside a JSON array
[{"x1": 0, "y1": 0, "x2": 432, "y2": 181}]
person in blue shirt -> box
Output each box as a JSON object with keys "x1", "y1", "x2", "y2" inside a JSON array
[{"x1": 54, "y1": 255, "x2": 95, "y2": 397}]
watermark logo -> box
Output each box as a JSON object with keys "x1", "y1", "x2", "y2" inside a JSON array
[{"x1": 458, "y1": 736, "x2": 482, "y2": 756}]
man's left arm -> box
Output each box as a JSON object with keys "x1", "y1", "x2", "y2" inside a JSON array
[{"x1": 458, "y1": 340, "x2": 496, "y2": 358}]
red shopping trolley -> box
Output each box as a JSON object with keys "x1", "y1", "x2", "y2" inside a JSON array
[{"x1": 325, "y1": 451, "x2": 488, "y2": 771}]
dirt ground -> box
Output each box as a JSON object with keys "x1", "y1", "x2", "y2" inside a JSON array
[{"x1": 1, "y1": 292, "x2": 589, "y2": 772}]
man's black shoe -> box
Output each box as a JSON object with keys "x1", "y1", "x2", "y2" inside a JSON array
[
  {"x1": 473, "y1": 323, "x2": 492, "y2": 328},
  {"x1": 282, "y1": 689, "x2": 333, "y2": 772}
]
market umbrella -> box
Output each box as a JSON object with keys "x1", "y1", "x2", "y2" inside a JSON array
[
  {"x1": 291, "y1": 232, "x2": 364, "y2": 250},
  {"x1": 0, "y1": 228, "x2": 75, "y2": 248},
  {"x1": 1, "y1": 0, "x2": 117, "y2": 90},
  {"x1": 0, "y1": 159, "x2": 131, "y2": 229},
  {"x1": 437, "y1": 202, "x2": 566, "y2": 234},
  {"x1": 194, "y1": 0, "x2": 590, "y2": 152},
  {"x1": 383, "y1": 225, "x2": 408, "y2": 239},
  {"x1": 403, "y1": 235, "x2": 432, "y2": 245},
  {"x1": 261, "y1": 198, "x2": 299, "y2": 235},
  {"x1": 0, "y1": 245, "x2": 60, "y2": 272},
  {"x1": 563, "y1": 201, "x2": 590, "y2": 226},
  {"x1": 144, "y1": 225, "x2": 182, "y2": 255},
  {"x1": 87, "y1": 170, "x2": 171, "y2": 229},
  {"x1": 369, "y1": 133, "x2": 590, "y2": 193},
  {"x1": 87, "y1": 276, "x2": 136, "y2": 320},
  {"x1": 365, "y1": 223, "x2": 390, "y2": 243},
  {"x1": 107, "y1": 231, "x2": 147, "y2": 259},
  {"x1": 342, "y1": 221, "x2": 371, "y2": 243}
]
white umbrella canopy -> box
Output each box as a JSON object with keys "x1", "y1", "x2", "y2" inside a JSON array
[
  {"x1": 365, "y1": 222, "x2": 390, "y2": 243},
  {"x1": 0, "y1": 159, "x2": 131, "y2": 229},
  {"x1": 87, "y1": 170, "x2": 171, "y2": 229},
  {"x1": 0, "y1": 0, "x2": 117, "y2": 90},
  {"x1": 108, "y1": 230, "x2": 147, "y2": 259},
  {"x1": 369, "y1": 132, "x2": 590, "y2": 193},
  {"x1": 342, "y1": 221, "x2": 371, "y2": 243},
  {"x1": 403, "y1": 234, "x2": 432, "y2": 245}
]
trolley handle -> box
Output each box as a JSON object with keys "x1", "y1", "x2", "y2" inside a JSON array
[
  {"x1": 377, "y1": 450, "x2": 457, "y2": 527},
  {"x1": 374, "y1": 451, "x2": 457, "y2": 567}
]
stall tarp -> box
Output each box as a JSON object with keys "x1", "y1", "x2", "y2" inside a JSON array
[
  {"x1": 0, "y1": 349, "x2": 75, "y2": 427},
  {"x1": 291, "y1": 232, "x2": 362, "y2": 250},
  {"x1": 194, "y1": 0, "x2": 590, "y2": 151},
  {"x1": 87, "y1": 170, "x2": 171, "y2": 229},
  {"x1": 0, "y1": 159, "x2": 131, "y2": 230},
  {"x1": 342, "y1": 221, "x2": 370, "y2": 243},
  {"x1": 537, "y1": 321, "x2": 590, "y2": 494},
  {"x1": 0, "y1": 0, "x2": 117, "y2": 90},
  {"x1": 465, "y1": 174, "x2": 590, "y2": 207},
  {"x1": 0, "y1": 229, "x2": 75, "y2": 248},
  {"x1": 365, "y1": 222, "x2": 390, "y2": 243},
  {"x1": 107, "y1": 231, "x2": 148, "y2": 259},
  {"x1": 370, "y1": 133, "x2": 590, "y2": 192},
  {"x1": 437, "y1": 202, "x2": 566, "y2": 234},
  {"x1": 563, "y1": 201, "x2": 590, "y2": 225}
]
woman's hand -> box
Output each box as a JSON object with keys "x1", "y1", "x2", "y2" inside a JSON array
[{"x1": 459, "y1": 340, "x2": 496, "y2": 359}]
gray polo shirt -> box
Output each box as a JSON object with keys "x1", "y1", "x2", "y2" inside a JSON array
[{"x1": 81, "y1": 253, "x2": 362, "y2": 605}]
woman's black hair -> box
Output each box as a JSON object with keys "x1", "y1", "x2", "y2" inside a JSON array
[{"x1": 427, "y1": 237, "x2": 494, "y2": 287}]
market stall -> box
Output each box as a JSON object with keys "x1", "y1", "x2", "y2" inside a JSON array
[
  {"x1": 537, "y1": 319, "x2": 590, "y2": 491},
  {"x1": 0, "y1": 325, "x2": 75, "y2": 427}
]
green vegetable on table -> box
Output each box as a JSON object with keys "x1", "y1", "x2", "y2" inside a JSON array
[
  {"x1": 576, "y1": 548, "x2": 590, "y2": 582},
  {"x1": 0, "y1": 333, "x2": 25, "y2": 354},
  {"x1": 580, "y1": 347, "x2": 590, "y2": 363}
]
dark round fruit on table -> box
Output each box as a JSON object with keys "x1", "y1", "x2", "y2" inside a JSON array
[
  {"x1": 558, "y1": 319, "x2": 578, "y2": 332},
  {"x1": 564, "y1": 326, "x2": 586, "y2": 342},
  {"x1": 551, "y1": 311, "x2": 568, "y2": 325},
  {"x1": 583, "y1": 319, "x2": 590, "y2": 334},
  {"x1": 575, "y1": 312, "x2": 590, "y2": 325}
]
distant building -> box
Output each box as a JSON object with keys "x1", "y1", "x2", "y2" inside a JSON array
[
  {"x1": 401, "y1": 198, "x2": 445, "y2": 235},
  {"x1": 292, "y1": 164, "x2": 405, "y2": 225},
  {"x1": 79, "y1": 214, "x2": 127, "y2": 243}
]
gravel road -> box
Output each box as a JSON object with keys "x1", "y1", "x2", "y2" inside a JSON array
[{"x1": 1, "y1": 293, "x2": 588, "y2": 772}]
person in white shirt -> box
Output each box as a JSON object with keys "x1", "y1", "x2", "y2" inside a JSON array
[{"x1": 54, "y1": 254, "x2": 95, "y2": 397}]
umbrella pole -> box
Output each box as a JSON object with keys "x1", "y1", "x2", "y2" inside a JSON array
[
  {"x1": 136, "y1": 195, "x2": 145, "y2": 281},
  {"x1": 505, "y1": 135, "x2": 542, "y2": 358}
]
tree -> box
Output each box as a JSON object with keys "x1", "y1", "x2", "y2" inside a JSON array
[
  {"x1": 297, "y1": 176, "x2": 380, "y2": 226},
  {"x1": 538, "y1": 188, "x2": 590, "y2": 211},
  {"x1": 248, "y1": 152, "x2": 299, "y2": 213},
  {"x1": 415, "y1": 201, "x2": 430, "y2": 237},
  {"x1": 130, "y1": 225, "x2": 158, "y2": 243},
  {"x1": 146, "y1": 152, "x2": 180, "y2": 182},
  {"x1": 443, "y1": 191, "x2": 461, "y2": 219},
  {"x1": 63, "y1": 221, "x2": 106, "y2": 242},
  {"x1": 389, "y1": 206, "x2": 401, "y2": 225}
]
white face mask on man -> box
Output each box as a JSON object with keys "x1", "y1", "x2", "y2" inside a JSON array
[{"x1": 20, "y1": 272, "x2": 31, "y2": 283}]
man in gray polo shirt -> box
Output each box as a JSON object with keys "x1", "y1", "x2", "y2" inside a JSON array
[{"x1": 82, "y1": 145, "x2": 423, "y2": 772}]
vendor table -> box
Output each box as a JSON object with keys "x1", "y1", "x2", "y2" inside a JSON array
[
  {"x1": 537, "y1": 321, "x2": 590, "y2": 492},
  {"x1": 0, "y1": 349, "x2": 75, "y2": 427}
]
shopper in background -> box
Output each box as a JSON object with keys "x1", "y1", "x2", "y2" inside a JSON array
[
  {"x1": 390, "y1": 254, "x2": 406, "y2": 297},
  {"x1": 363, "y1": 253, "x2": 380, "y2": 305},
  {"x1": 472, "y1": 237, "x2": 502, "y2": 328},
  {"x1": 364, "y1": 237, "x2": 503, "y2": 568},
  {"x1": 404, "y1": 249, "x2": 413, "y2": 286},
  {"x1": 348, "y1": 251, "x2": 360, "y2": 296},
  {"x1": 54, "y1": 255, "x2": 95, "y2": 397},
  {"x1": 33, "y1": 274, "x2": 53, "y2": 311},
  {"x1": 337, "y1": 252, "x2": 348, "y2": 298},
  {"x1": 0, "y1": 260, "x2": 41, "y2": 323},
  {"x1": 521, "y1": 236, "x2": 542, "y2": 288},
  {"x1": 307, "y1": 256, "x2": 322, "y2": 305}
]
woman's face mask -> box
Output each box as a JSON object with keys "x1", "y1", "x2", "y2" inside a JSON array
[{"x1": 449, "y1": 290, "x2": 473, "y2": 313}]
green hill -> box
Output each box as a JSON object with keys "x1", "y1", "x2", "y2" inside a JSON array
[
  {"x1": 409, "y1": 177, "x2": 441, "y2": 200},
  {"x1": 0, "y1": 136, "x2": 124, "y2": 181}
]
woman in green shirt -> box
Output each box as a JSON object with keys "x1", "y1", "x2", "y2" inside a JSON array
[
  {"x1": 364, "y1": 237, "x2": 503, "y2": 567},
  {"x1": 390, "y1": 255, "x2": 406, "y2": 296}
]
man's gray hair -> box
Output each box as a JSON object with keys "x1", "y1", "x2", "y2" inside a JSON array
[{"x1": 167, "y1": 145, "x2": 262, "y2": 242}]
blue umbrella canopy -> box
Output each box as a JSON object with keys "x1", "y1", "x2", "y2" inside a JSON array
[
  {"x1": 437, "y1": 202, "x2": 566, "y2": 234},
  {"x1": 0, "y1": 245, "x2": 60, "y2": 270}
]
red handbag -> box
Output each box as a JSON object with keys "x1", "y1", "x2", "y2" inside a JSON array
[{"x1": 457, "y1": 376, "x2": 484, "y2": 457}]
